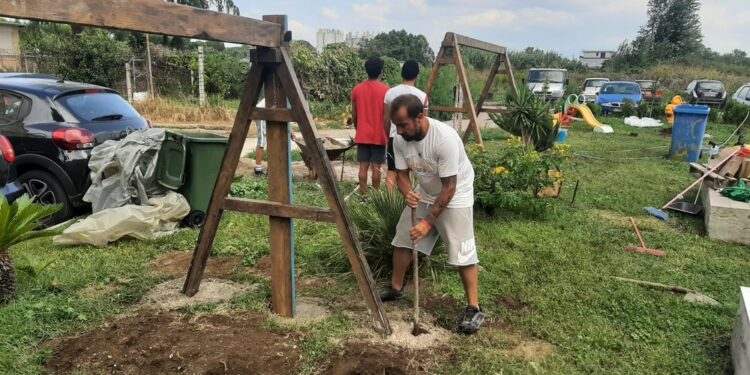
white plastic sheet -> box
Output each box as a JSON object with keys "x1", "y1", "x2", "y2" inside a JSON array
[
  {"x1": 53, "y1": 191, "x2": 189, "y2": 247},
  {"x1": 84, "y1": 128, "x2": 167, "y2": 213},
  {"x1": 624, "y1": 116, "x2": 663, "y2": 127}
]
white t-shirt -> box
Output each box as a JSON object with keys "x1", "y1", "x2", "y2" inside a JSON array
[
  {"x1": 384, "y1": 84, "x2": 429, "y2": 138},
  {"x1": 393, "y1": 118, "x2": 474, "y2": 208}
]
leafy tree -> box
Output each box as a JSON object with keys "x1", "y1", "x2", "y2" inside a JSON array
[
  {"x1": 358, "y1": 30, "x2": 434, "y2": 65},
  {"x1": 509, "y1": 47, "x2": 585, "y2": 72},
  {"x1": 166, "y1": 0, "x2": 239, "y2": 15},
  {"x1": 55, "y1": 29, "x2": 133, "y2": 87}
]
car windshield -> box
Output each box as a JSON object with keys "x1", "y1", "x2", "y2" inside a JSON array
[
  {"x1": 696, "y1": 82, "x2": 724, "y2": 91},
  {"x1": 584, "y1": 79, "x2": 607, "y2": 88},
  {"x1": 637, "y1": 81, "x2": 654, "y2": 90},
  {"x1": 528, "y1": 70, "x2": 565, "y2": 83},
  {"x1": 56, "y1": 92, "x2": 140, "y2": 122},
  {"x1": 600, "y1": 83, "x2": 640, "y2": 95}
]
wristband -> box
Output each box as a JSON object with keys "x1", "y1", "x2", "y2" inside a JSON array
[{"x1": 419, "y1": 219, "x2": 432, "y2": 231}]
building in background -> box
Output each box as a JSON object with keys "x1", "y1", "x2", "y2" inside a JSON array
[
  {"x1": 579, "y1": 50, "x2": 615, "y2": 69},
  {"x1": 316, "y1": 29, "x2": 345, "y2": 52},
  {"x1": 0, "y1": 21, "x2": 23, "y2": 72},
  {"x1": 345, "y1": 31, "x2": 375, "y2": 50}
]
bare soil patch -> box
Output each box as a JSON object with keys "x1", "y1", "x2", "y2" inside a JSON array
[
  {"x1": 494, "y1": 295, "x2": 533, "y2": 315},
  {"x1": 44, "y1": 311, "x2": 301, "y2": 375},
  {"x1": 139, "y1": 277, "x2": 254, "y2": 310},
  {"x1": 152, "y1": 252, "x2": 243, "y2": 279},
  {"x1": 324, "y1": 343, "x2": 433, "y2": 375}
]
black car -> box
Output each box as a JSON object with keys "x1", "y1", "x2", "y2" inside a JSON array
[
  {"x1": 685, "y1": 79, "x2": 727, "y2": 107},
  {"x1": 0, "y1": 135, "x2": 24, "y2": 204},
  {"x1": 0, "y1": 74, "x2": 150, "y2": 223}
]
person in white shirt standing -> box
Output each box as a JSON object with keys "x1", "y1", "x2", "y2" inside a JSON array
[
  {"x1": 379, "y1": 94, "x2": 484, "y2": 335},
  {"x1": 383, "y1": 60, "x2": 429, "y2": 189}
]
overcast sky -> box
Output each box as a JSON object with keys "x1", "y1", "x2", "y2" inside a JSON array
[{"x1": 235, "y1": 0, "x2": 748, "y2": 58}]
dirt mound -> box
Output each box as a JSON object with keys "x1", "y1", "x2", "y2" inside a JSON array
[
  {"x1": 140, "y1": 277, "x2": 254, "y2": 310},
  {"x1": 44, "y1": 311, "x2": 300, "y2": 375},
  {"x1": 324, "y1": 343, "x2": 431, "y2": 375},
  {"x1": 494, "y1": 295, "x2": 532, "y2": 315},
  {"x1": 151, "y1": 252, "x2": 243, "y2": 278}
]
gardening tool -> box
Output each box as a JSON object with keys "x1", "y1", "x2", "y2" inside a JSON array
[
  {"x1": 410, "y1": 206, "x2": 428, "y2": 336},
  {"x1": 612, "y1": 277, "x2": 720, "y2": 306},
  {"x1": 644, "y1": 147, "x2": 742, "y2": 221},
  {"x1": 625, "y1": 217, "x2": 666, "y2": 257}
]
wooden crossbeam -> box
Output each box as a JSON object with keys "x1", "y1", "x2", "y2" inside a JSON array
[
  {"x1": 451, "y1": 33, "x2": 507, "y2": 55},
  {"x1": 430, "y1": 106, "x2": 469, "y2": 113},
  {"x1": 250, "y1": 108, "x2": 295, "y2": 123},
  {"x1": 222, "y1": 198, "x2": 335, "y2": 223},
  {"x1": 0, "y1": 0, "x2": 283, "y2": 47}
]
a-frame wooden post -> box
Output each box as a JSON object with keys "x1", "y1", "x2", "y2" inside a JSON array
[
  {"x1": 181, "y1": 16, "x2": 391, "y2": 334},
  {"x1": 424, "y1": 32, "x2": 519, "y2": 146}
]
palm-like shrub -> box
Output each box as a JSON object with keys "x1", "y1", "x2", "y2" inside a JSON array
[
  {"x1": 0, "y1": 195, "x2": 61, "y2": 304},
  {"x1": 489, "y1": 87, "x2": 558, "y2": 152}
]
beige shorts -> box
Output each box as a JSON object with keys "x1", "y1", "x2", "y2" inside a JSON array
[{"x1": 391, "y1": 202, "x2": 478, "y2": 266}]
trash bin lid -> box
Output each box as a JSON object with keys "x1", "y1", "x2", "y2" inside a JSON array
[
  {"x1": 674, "y1": 104, "x2": 710, "y2": 115},
  {"x1": 157, "y1": 135, "x2": 187, "y2": 190}
]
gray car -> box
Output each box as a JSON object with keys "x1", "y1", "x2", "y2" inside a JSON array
[
  {"x1": 731, "y1": 83, "x2": 750, "y2": 106},
  {"x1": 525, "y1": 68, "x2": 568, "y2": 101}
]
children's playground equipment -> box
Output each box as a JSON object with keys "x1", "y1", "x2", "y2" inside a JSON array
[
  {"x1": 559, "y1": 94, "x2": 614, "y2": 134},
  {"x1": 664, "y1": 95, "x2": 685, "y2": 125}
]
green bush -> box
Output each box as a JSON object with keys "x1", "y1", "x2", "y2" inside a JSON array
[
  {"x1": 621, "y1": 99, "x2": 635, "y2": 118},
  {"x1": 489, "y1": 87, "x2": 558, "y2": 152},
  {"x1": 587, "y1": 102, "x2": 603, "y2": 117},
  {"x1": 469, "y1": 140, "x2": 567, "y2": 217},
  {"x1": 722, "y1": 100, "x2": 750, "y2": 125}
]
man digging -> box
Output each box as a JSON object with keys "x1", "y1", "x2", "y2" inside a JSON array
[{"x1": 379, "y1": 94, "x2": 483, "y2": 335}]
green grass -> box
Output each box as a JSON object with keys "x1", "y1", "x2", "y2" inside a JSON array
[{"x1": 1, "y1": 118, "x2": 748, "y2": 374}]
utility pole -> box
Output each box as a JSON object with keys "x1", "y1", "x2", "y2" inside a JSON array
[
  {"x1": 146, "y1": 34, "x2": 155, "y2": 98},
  {"x1": 198, "y1": 46, "x2": 206, "y2": 108},
  {"x1": 125, "y1": 62, "x2": 133, "y2": 103}
]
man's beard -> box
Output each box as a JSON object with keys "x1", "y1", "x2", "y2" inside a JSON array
[{"x1": 402, "y1": 124, "x2": 425, "y2": 142}]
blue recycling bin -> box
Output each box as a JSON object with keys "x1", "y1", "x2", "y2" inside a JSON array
[{"x1": 669, "y1": 104, "x2": 710, "y2": 162}]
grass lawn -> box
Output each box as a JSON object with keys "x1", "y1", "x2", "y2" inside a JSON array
[{"x1": 1, "y1": 117, "x2": 748, "y2": 374}]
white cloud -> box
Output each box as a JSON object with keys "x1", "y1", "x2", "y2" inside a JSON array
[
  {"x1": 700, "y1": 1, "x2": 749, "y2": 53},
  {"x1": 289, "y1": 19, "x2": 315, "y2": 45},
  {"x1": 322, "y1": 7, "x2": 340, "y2": 20},
  {"x1": 456, "y1": 9, "x2": 517, "y2": 27},
  {"x1": 352, "y1": 1, "x2": 390, "y2": 23}
]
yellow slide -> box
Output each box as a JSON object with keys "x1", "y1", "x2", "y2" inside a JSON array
[{"x1": 569, "y1": 104, "x2": 614, "y2": 134}]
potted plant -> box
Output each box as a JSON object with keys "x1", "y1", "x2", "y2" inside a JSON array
[{"x1": 0, "y1": 195, "x2": 61, "y2": 304}]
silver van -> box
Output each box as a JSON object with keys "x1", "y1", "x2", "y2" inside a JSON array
[{"x1": 525, "y1": 68, "x2": 568, "y2": 101}]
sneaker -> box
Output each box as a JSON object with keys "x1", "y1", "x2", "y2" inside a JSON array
[
  {"x1": 458, "y1": 305, "x2": 485, "y2": 334},
  {"x1": 379, "y1": 286, "x2": 405, "y2": 302}
]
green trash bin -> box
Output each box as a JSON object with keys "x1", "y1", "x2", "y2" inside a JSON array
[{"x1": 157, "y1": 130, "x2": 228, "y2": 227}]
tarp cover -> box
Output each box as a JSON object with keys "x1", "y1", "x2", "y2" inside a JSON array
[
  {"x1": 84, "y1": 128, "x2": 167, "y2": 213},
  {"x1": 53, "y1": 191, "x2": 189, "y2": 247}
]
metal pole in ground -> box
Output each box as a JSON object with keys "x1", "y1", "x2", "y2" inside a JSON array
[
  {"x1": 125, "y1": 62, "x2": 133, "y2": 103},
  {"x1": 146, "y1": 34, "x2": 155, "y2": 97},
  {"x1": 198, "y1": 46, "x2": 206, "y2": 108}
]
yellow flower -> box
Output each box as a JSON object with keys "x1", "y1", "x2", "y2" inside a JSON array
[{"x1": 493, "y1": 166, "x2": 509, "y2": 175}]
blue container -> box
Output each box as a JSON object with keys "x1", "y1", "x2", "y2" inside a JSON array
[
  {"x1": 555, "y1": 128, "x2": 568, "y2": 143},
  {"x1": 669, "y1": 104, "x2": 710, "y2": 162}
]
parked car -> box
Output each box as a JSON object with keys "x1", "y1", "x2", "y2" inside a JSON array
[
  {"x1": 730, "y1": 83, "x2": 750, "y2": 106},
  {"x1": 580, "y1": 77, "x2": 609, "y2": 102},
  {"x1": 0, "y1": 135, "x2": 24, "y2": 204},
  {"x1": 595, "y1": 81, "x2": 643, "y2": 113},
  {"x1": 685, "y1": 80, "x2": 727, "y2": 107},
  {"x1": 635, "y1": 80, "x2": 663, "y2": 104},
  {"x1": 0, "y1": 74, "x2": 150, "y2": 224},
  {"x1": 524, "y1": 68, "x2": 568, "y2": 101}
]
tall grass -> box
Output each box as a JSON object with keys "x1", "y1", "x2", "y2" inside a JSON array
[{"x1": 133, "y1": 96, "x2": 234, "y2": 124}]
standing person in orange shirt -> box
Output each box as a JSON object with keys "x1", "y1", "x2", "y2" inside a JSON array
[{"x1": 351, "y1": 57, "x2": 389, "y2": 195}]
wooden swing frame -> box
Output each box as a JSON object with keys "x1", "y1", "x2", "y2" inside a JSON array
[
  {"x1": 424, "y1": 32, "x2": 519, "y2": 146},
  {"x1": 0, "y1": 0, "x2": 391, "y2": 334}
]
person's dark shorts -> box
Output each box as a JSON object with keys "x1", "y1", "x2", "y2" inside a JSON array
[
  {"x1": 357, "y1": 143, "x2": 386, "y2": 164},
  {"x1": 386, "y1": 137, "x2": 396, "y2": 171}
]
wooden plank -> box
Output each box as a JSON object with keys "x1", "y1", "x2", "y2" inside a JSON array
[
  {"x1": 425, "y1": 46, "x2": 448, "y2": 96},
  {"x1": 276, "y1": 46, "x2": 391, "y2": 335},
  {"x1": 183, "y1": 64, "x2": 267, "y2": 296},
  {"x1": 250, "y1": 107, "x2": 295, "y2": 122},
  {"x1": 475, "y1": 55, "x2": 502, "y2": 116},
  {"x1": 430, "y1": 106, "x2": 469, "y2": 113},
  {"x1": 454, "y1": 33, "x2": 507, "y2": 55},
  {"x1": 453, "y1": 39, "x2": 483, "y2": 146},
  {"x1": 222, "y1": 198, "x2": 335, "y2": 223},
  {"x1": 502, "y1": 53, "x2": 519, "y2": 97},
  {"x1": 264, "y1": 15, "x2": 294, "y2": 318},
  {"x1": 0, "y1": 0, "x2": 283, "y2": 47}
]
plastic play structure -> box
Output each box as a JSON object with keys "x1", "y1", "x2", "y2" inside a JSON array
[
  {"x1": 664, "y1": 95, "x2": 685, "y2": 125},
  {"x1": 558, "y1": 94, "x2": 614, "y2": 134}
]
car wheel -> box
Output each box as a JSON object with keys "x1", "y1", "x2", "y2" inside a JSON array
[{"x1": 19, "y1": 170, "x2": 73, "y2": 225}]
